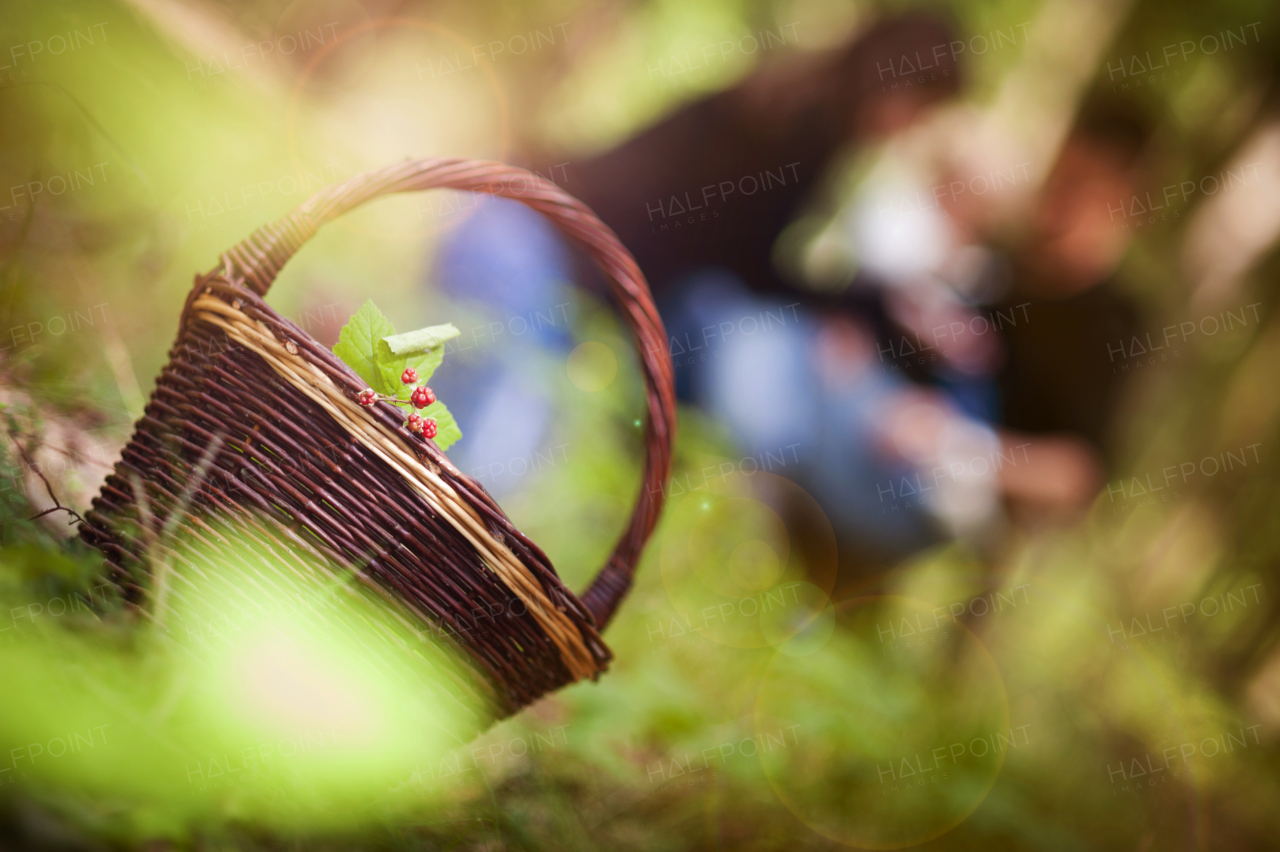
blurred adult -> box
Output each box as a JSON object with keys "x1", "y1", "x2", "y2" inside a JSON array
[
  {"x1": 428, "y1": 11, "x2": 968, "y2": 566},
  {"x1": 995, "y1": 97, "x2": 1148, "y2": 460},
  {"x1": 879, "y1": 94, "x2": 1149, "y2": 524},
  {"x1": 554, "y1": 11, "x2": 963, "y2": 302}
]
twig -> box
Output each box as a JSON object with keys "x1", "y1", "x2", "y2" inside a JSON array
[{"x1": 15, "y1": 438, "x2": 91, "y2": 529}]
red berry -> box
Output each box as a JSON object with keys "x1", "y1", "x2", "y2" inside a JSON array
[
  {"x1": 422, "y1": 417, "x2": 438, "y2": 440},
  {"x1": 406, "y1": 413, "x2": 424, "y2": 433},
  {"x1": 357, "y1": 388, "x2": 377, "y2": 407},
  {"x1": 401, "y1": 367, "x2": 418, "y2": 384},
  {"x1": 410, "y1": 385, "x2": 436, "y2": 409}
]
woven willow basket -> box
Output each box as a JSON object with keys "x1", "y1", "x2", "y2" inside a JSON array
[{"x1": 80, "y1": 158, "x2": 676, "y2": 721}]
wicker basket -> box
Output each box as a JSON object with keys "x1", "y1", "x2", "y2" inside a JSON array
[{"x1": 79, "y1": 158, "x2": 676, "y2": 721}]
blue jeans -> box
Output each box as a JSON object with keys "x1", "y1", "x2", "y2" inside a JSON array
[{"x1": 660, "y1": 270, "x2": 940, "y2": 557}]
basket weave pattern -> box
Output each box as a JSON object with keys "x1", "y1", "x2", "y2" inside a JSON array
[{"x1": 80, "y1": 158, "x2": 676, "y2": 719}]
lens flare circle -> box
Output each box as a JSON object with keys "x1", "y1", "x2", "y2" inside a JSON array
[
  {"x1": 658, "y1": 471, "x2": 837, "y2": 650},
  {"x1": 755, "y1": 595, "x2": 1011, "y2": 848}
]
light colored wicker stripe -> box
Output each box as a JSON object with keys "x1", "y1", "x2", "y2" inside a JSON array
[{"x1": 190, "y1": 296, "x2": 600, "y2": 681}]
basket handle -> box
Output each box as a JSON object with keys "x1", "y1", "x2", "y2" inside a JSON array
[{"x1": 210, "y1": 158, "x2": 675, "y2": 629}]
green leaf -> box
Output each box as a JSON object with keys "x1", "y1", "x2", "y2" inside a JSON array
[
  {"x1": 334, "y1": 303, "x2": 464, "y2": 451},
  {"x1": 375, "y1": 341, "x2": 444, "y2": 402},
  {"x1": 375, "y1": 323, "x2": 460, "y2": 399},
  {"x1": 421, "y1": 400, "x2": 462, "y2": 451},
  {"x1": 333, "y1": 300, "x2": 397, "y2": 393},
  {"x1": 381, "y1": 323, "x2": 460, "y2": 356}
]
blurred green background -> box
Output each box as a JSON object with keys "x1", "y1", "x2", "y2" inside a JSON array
[{"x1": 2, "y1": 0, "x2": 1280, "y2": 848}]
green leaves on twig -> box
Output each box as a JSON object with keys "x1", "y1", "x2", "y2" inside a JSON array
[{"x1": 334, "y1": 301, "x2": 463, "y2": 450}]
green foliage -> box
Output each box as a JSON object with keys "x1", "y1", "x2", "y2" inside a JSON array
[
  {"x1": 0, "y1": 418, "x2": 121, "y2": 623},
  {"x1": 0, "y1": 525, "x2": 490, "y2": 843},
  {"x1": 332, "y1": 300, "x2": 397, "y2": 393},
  {"x1": 333, "y1": 301, "x2": 463, "y2": 450},
  {"x1": 380, "y1": 324, "x2": 463, "y2": 359}
]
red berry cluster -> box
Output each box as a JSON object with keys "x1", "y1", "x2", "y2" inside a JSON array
[
  {"x1": 355, "y1": 370, "x2": 440, "y2": 441},
  {"x1": 411, "y1": 385, "x2": 436, "y2": 408},
  {"x1": 405, "y1": 413, "x2": 438, "y2": 438}
]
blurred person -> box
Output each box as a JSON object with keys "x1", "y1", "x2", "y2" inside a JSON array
[
  {"x1": 557, "y1": 11, "x2": 963, "y2": 302},
  {"x1": 427, "y1": 12, "x2": 970, "y2": 564},
  {"x1": 993, "y1": 97, "x2": 1147, "y2": 464},
  {"x1": 874, "y1": 94, "x2": 1149, "y2": 525}
]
